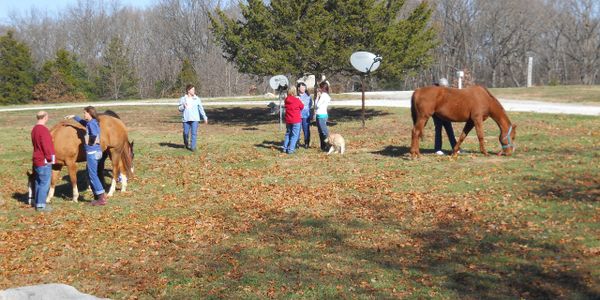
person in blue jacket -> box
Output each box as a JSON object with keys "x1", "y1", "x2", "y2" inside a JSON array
[
  {"x1": 65, "y1": 106, "x2": 107, "y2": 206},
  {"x1": 178, "y1": 84, "x2": 208, "y2": 152},
  {"x1": 297, "y1": 82, "x2": 312, "y2": 148}
]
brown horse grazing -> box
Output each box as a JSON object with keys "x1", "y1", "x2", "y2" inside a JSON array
[
  {"x1": 410, "y1": 85, "x2": 516, "y2": 158},
  {"x1": 33, "y1": 114, "x2": 134, "y2": 202}
]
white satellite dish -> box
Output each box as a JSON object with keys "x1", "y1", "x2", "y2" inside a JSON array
[
  {"x1": 350, "y1": 51, "x2": 382, "y2": 73},
  {"x1": 269, "y1": 75, "x2": 289, "y2": 90}
]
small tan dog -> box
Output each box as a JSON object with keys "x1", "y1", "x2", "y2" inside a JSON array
[{"x1": 325, "y1": 133, "x2": 345, "y2": 155}]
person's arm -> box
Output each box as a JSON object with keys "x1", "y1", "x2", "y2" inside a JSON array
[
  {"x1": 41, "y1": 130, "x2": 55, "y2": 164},
  {"x1": 65, "y1": 114, "x2": 87, "y2": 126},
  {"x1": 197, "y1": 98, "x2": 208, "y2": 124},
  {"x1": 178, "y1": 97, "x2": 186, "y2": 112},
  {"x1": 87, "y1": 121, "x2": 101, "y2": 145}
]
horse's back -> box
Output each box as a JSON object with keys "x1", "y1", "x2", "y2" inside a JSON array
[
  {"x1": 50, "y1": 121, "x2": 86, "y2": 164},
  {"x1": 413, "y1": 85, "x2": 493, "y2": 122}
]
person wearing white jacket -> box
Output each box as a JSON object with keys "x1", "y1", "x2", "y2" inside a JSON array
[
  {"x1": 314, "y1": 81, "x2": 331, "y2": 151},
  {"x1": 178, "y1": 84, "x2": 208, "y2": 152}
]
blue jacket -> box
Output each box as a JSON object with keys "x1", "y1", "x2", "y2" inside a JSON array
[
  {"x1": 298, "y1": 92, "x2": 312, "y2": 119},
  {"x1": 178, "y1": 95, "x2": 207, "y2": 122},
  {"x1": 74, "y1": 116, "x2": 101, "y2": 152}
]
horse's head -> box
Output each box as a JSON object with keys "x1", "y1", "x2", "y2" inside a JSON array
[
  {"x1": 498, "y1": 124, "x2": 517, "y2": 156},
  {"x1": 26, "y1": 169, "x2": 35, "y2": 205}
]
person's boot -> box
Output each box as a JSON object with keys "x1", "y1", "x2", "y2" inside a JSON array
[{"x1": 90, "y1": 193, "x2": 107, "y2": 206}]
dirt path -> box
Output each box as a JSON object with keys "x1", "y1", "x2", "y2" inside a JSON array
[{"x1": 1, "y1": 92, "x2": 599, "y2": 116}]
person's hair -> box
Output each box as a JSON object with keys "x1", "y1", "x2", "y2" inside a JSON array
[
  {"x1": 185, "y1": 84, "x2": 195, "y2": 93},
  {"x1": 84, "y1": 106, "x2": 98, "y2": 119},
  {"x1": 287, "y1": 86, "x2": 297, "y2": 97},
  {"x1": 36, "y1": 111, "x2": 47, "y2": 120},
  {"x1": 319, "y1": 81, "x2": 329, "y2": 93},
  {"x1": 297, "y1": 82, "x2": 310, "y2": 96}
]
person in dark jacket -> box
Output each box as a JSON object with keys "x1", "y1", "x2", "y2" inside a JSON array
[{"x1": 31, "y1": 111, "x2": 55, "y2": 212}]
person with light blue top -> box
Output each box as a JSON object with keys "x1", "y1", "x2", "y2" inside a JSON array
[
  {"x1": 65, "y1": 106, "x2": 107, "y2": 206},
  {"x1": 297, "y1": 82, "x2": 312, "y2": 148},
  {"x1": 178, "y1": 84, "x2": 208, "y2": 152}
]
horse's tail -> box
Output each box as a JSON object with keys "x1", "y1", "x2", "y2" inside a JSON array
[
  {"x1": 410, "y1": 92, "x2": 417, "y2": 126},
  {"x1": 410, "y1": 91, "x2": 425, "y2": 141},
  {"x1": 119, "y1": 141, "x2": 134, "y2": 178}
]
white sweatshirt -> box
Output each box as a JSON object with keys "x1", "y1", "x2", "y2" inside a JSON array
[{"x1": 315, "y1": 93, "x2": 330, "y2": 117}]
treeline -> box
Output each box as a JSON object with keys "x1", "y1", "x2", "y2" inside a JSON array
[{"x1": 0, "y1": 0, "x2": 598, "y2": 104}]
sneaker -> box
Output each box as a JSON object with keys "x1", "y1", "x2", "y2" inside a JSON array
[
  {"x1": 435, "y1": 150, "x2": 445, "y2": 155},
  {"x1": 36, "y1": 206, "x2": 52, "y2": 212}
]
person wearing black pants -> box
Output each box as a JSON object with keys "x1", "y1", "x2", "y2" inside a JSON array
[{"x1": 433, "y1": 114, "x2": 457, "y2": 155}]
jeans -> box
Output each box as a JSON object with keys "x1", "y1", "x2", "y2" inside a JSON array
[
  {"x1": 183, "y1": 121, "x2": 199, "y2": 150},
  {"x1": 316, "y1": 117, "x2": 329, "y2": 151},
  {"x1": 34, "y1": 164, "x2": 51, "y2": 208},
  {"x1": 301, "y1": 117, "x2": 311, "y2": 147},
  {"x1": 87, "y1": 152, "x2": 105, "y2": 195},
  {"x1": 283, "y1": 123, "x2": 301, "y2": 154},
  {"x1": 433, "y1": 115, "x2": 457, "y2": 151}
]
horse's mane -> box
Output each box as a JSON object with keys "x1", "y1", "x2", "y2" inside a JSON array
[
  {"x1": 481, "y1": 86, "x2": 509, "y2": 117},
  {"x1": 100, "y1": 110, "x2": 120, "y2": 119}
]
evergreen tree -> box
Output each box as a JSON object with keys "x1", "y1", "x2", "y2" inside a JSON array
[
  {"x1": 37, "y1": 49, "x2": 94, "y2": 101},
  {"x1": 175, "y1": 59, "x2": 200, "y2": 95},
  {"x1": 0, "y1": 31, "x2": 35, "y2": 104},
  {"x1": 98, "y1": 37, "x2": 139, "y2": 100},
  {"x1": 210, "y1": 0, "x2": 437, "y2": 84}
]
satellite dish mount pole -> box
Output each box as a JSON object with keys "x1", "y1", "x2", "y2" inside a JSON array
[
  {"x1": 350, "y1": 52, "x2": 382, "y2": 129},
  {"x1": 278, "y1": 87, "x2": 285, "y2": 131}
]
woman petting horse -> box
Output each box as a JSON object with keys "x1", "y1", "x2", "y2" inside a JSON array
[
  {"x1": 65, "y1": 106, "x2": 107, "y2": 205},
  {"x1": 410, "y1": 85, "x2": 516, "y2": 158}
]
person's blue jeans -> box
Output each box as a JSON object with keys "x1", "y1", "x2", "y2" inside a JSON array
[
  {"x1": 316, "y1": 117, "x2": 329, "y2": 151},
  {"x1": 86, "y1": 152, "x2": 105, "y2": 195},
  {"x1": 283, "y1": 123, "x2": 301, "y2": 154},
  {"x1": 301, "y1": 117, "x2": 311, "y2": 147},
  {"x1": 34, "y1": 164, "x2": 51, "y2": 208},
  {"x1": 433, "y1": 115, "x2": 457, "y2": 151},
  {"x1": 183, "y1": 121, "x2": 199, "y2": 150}
]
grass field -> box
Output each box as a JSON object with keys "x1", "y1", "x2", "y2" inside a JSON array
[
  {"x1": 0, "y1": 104, "x2": 599, "y2": 299},
  {"x1": 489, "y1": 85, "x2": 600, "y2": 103}
]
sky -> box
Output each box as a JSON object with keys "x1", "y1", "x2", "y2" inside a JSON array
[{"x1": 0, "y1": 0, "x2": 155, "y2": 24}]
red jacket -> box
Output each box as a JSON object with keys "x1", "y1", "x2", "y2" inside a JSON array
[
  {"x1": 31, "y1": 124, "x2": 55, "y2": 167},
  {"x1": 284, "y1": 95, "x2": 304, "y2": 124}
]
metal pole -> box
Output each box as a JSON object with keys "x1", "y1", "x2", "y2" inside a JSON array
[
  {"x1": 279, "y1": 90, "x2": 283, "y2": 130},
  {"x1": 527, "y1": 56, "x2": 533, "y2": 88},
  {"x1": 361, "y1": 75, "x2": 366, "y2": 128}
]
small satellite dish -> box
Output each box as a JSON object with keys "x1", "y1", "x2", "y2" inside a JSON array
[
  {"x1": 269, "y1": 75, "x2": 289, "y2": 91},
  {"x1": 350, "y1": 51, "x2": 382, "y2": 73}
]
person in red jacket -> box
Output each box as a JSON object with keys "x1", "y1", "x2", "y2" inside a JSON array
[
  {"x1": 31, "y1": 111, "x2": 55, "y2": 212},
  {"x1": 282, "y1": 86, "x2": 304, "y2": 154}
]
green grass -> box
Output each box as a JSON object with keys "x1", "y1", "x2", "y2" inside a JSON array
[
  {"x1": 0, "y1": 104, "x2": 598, "y2": 299},
  {"x1": 489, "y1": 85, "x2": 600, "y2": 103}
]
